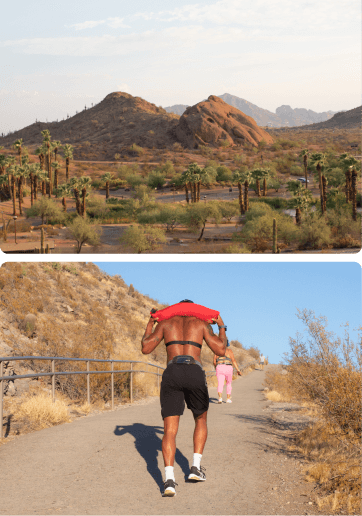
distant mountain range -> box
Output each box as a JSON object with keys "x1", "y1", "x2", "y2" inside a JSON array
[{"x1": 165, "y1": 93, "x2": 340, "y2": 127}]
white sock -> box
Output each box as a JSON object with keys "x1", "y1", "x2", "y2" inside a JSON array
[
  {"x1": 193, "y1": 453, "x2": 202, "y2": 469},
  {"x1": 165, "y1": 466, "x2": 175, "y2": 481}
]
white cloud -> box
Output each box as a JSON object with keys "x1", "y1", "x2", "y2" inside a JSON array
[
  {"x1": 107, "y1": 17, "x2": 130, "y2": 29},
  {"x1": 70, "y1": 20, "x2": 105, "y2": 31}
]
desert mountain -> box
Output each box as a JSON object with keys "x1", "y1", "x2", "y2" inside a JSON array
[
  {"x1": 285, "y1": 105, "x2": 361, "y2": 131},
  {"x1": 0, "y1": 92, "x2": 272, "y2": 158},
  {"x1": 165, "y1": 104, "x2": 189, "y2": 116},
  {"x1": 165, "y1": 93, "x2": 338, "y2": 127},
  {"x1": 0, "y1": 263, "x2": 256, "y2": 400},
  {"x1": 174, "y1": 95, "x2": 273, "y2": 147}
]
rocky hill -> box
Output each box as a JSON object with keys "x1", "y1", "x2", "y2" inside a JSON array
[
  {"x1": 0, "y1": 92, "x2": 272, "y2": 158},
  {"x1": 0, "y1": 262, "x2": 255, "y2": 401},
  {"x1": 166, "y1": 93, "x2": 338, "y2": 127},
  {"x1": 174, "y1": 95, "x2": 273, "y2": 147}
]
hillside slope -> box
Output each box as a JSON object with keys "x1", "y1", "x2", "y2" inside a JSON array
[{"x1": 0, "y1": 263, "x2": 255, "y2": 400}]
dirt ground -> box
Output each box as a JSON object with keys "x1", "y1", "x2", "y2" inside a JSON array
[{"x1": 0, "y1": 365, "x2": 330, "y2": 515}]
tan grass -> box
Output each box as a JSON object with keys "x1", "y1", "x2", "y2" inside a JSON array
[
  {"x1": 14, "y1": 393, "x2": 70, "y2": 429},
  {"x1": 265, "y1": 390, "x2": 283, "y2": 402}
]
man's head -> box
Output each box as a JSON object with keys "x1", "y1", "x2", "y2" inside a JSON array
[{"x1": 179, "y1": 299, "x2": 194, "y2": 304}]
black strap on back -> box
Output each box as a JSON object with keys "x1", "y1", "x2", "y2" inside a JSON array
[{"x1": 165, "y1": 340, "x2": 202, "y2": 349}]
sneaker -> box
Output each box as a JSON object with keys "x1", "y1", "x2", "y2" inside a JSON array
[
  {"x1": 226, "y1": 398, "x2": 232, "y2": 403},
  {"x1": 162, "y1": 479, "x2": 177, "y2": 497},
  {"x1": 188, "y1": 465, "x2": 206, "y2": 481},
  {"x1": 218, "y1": 398, "x2": 223, "y2": 404}
]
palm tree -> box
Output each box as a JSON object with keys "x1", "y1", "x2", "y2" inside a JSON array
[
  {"x1": 351, "y1": 169, "x2": 358, "y2": 221},
  {"x1": 69, "y1": 176, "x2": 92, "y2": 216},
  {"x1": 251, "y1": 168, "x2": 267, "y2": 198},
  {"x1": 338, "y1": 153, "x2": 359, "y2": 203},
  {"x1": 52, "y1": 161, "x2": 61, "y2": 190},
  {"x1": 56, "y1": 183, "x2": 72, "y2": 212},
  {"x1": 287, "y1": 180, "x2": 312, "y2": 224},
  {"x1": 299, "y1": 149, "x2": 309, "y2": 188},
  {"x1": 101, "y1": 172, "x2": 114, "y2": 199},
  {"x1": 232, "y1": 170, "x2": 245, "y2": 215},
  {"x1": 41, "y1": 130, "x2": 52, "y2": 196},
  {"x1": 310, "y1": 153, "x2": 326, "y2": 211},
  {"x1": 52, "y1": 140, "x2": 62, "y2": 162},
  {"x1": 13, "y1": 138, "x2": 23, "y2": 166},
  {"x1": 7, "y1": 164, "x2": 18, "y2": 216},
  {"x1": 62, "y1": 144, "x2": 74, "y2": 181},
  {"x1": 185, "y1": 163, "x2": 202, "y2": 203},
  {"x1": 0, "y1": 154, "x2": 12, "y2": 199}
]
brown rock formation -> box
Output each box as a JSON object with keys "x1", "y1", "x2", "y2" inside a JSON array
[{"x1": 174, "y1": 95, "x2": 274, "y2": 148}]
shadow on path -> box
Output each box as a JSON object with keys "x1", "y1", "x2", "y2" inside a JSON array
[{"x1": 114, "y1": 423, "x2": 190, "y2": 491}]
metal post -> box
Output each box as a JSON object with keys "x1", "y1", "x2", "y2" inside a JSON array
[
  {"x1": 87, "y1": 361, "x2": 90, "y2": 405},
  {"x1": 51, "y1": 360, "x2": 55, "y2": 403},
  {"x1": 130, "y1": 363, "x2": 133, "y2": 404},
  {"x1": 0, "y1": 361, "x2": 3, "y2": 439},
  {"x1": 111, "y1": 361, "x2": 114, "y2": 410}
]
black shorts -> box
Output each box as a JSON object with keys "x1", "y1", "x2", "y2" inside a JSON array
[{"x1": 160, "y1": 363, "x2": 209, "y2": 419}]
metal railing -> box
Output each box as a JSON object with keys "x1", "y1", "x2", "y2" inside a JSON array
[{"x1": 0, "y1": 355, "x2": 216, "y2": 439}]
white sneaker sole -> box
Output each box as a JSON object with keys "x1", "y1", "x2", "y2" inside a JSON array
[
  {"x1": 163, "y1": 488, "x2": 176, "y2": 497},
  {"x1": 188, "y1": 474, "x2": 206, "y2": 481},
  {"x1": 218, "y1": 400, "x2": 222, "y2": 404}
]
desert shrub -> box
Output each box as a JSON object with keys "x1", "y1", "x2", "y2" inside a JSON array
[
  {"x1": 86, "y1": 195, "x2": 108, "y2": 219},
  {"x1": 138, "y1": 205, "x2": 184, "y2": 232},
  {"x1": 290, "y1": 164, "x2": 303, "y2": 176},
  {"x1": 249, "y1": 197, "x2": 290, "y2": 210},
  {"x1": 126, "y1": 174, "x2": 145, "y2": 189},
  {"x1": 129, "y1": 143, "x2": 144, "y2": 156},
  {"x1": 66, "y1": 216, "x2": 101, "y2": 253},
  {"x1": 25, "y1": 198, "x2": 65, "y2": 225},
  {"x1": 222, "y1": 243, "x2": 251, "y2": 253},
  {"x1": 216, "y1": 166, "x2": 233, "y2": 182},
  {"x1": 218, "y1": 201, "x2": 239, "y2": 222},
  {"x1": 327, "y1": 207, "x2": 361, "y2": 247},
  {"x1": 120, "y1": 225, "x2": 167, "y2": 253},
  {"x1": 147, "y1": 171, "x2": 166, "y2": 189},
  {"x1": 297, "y1": 213, "x2": 332, "y2": 249},
  {"x1": 247, "y1": 346, "x2": 260, "y2": 360},
  {"x1": 117, "y1": 163, "x2": 139, "y2": 179}
]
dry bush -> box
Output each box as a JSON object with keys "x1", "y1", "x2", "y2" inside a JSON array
[
  {"x1": 14, "y1": 393, "x2": 70, "y2": 430},
  {"x1": 268, "y1": 309, "x2": 362, "y2": 514}
]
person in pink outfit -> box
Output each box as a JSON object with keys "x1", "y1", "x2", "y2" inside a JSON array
[{"x1": 213, "y1": 340, "x2": 241, "y2": 403}]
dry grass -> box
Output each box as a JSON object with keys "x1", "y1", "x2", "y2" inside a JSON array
[
  {"x1": 14, "y1": 393, "x2": 70, "y2": 430},
  {"x1": 265, "y1": 390, "x2": 283, "y2": 402},
  {"x1": 264, "y1": 310, "x2": 362, "y2": 515}
]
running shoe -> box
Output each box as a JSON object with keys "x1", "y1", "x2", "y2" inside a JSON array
[
  {"x1": 226, "y1": 398, "x2": 232, "y2": 403},
  {"x1": 188, "y1": 465, "x2": 206, "y2": 481},
  {"x1": 218, "y1": 398, "x2": 223, "y2": 404},
  {"x1": 162, "y1": 479, "x2": 177, "y2": 497}
]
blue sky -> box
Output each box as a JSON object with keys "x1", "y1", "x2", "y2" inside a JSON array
[
  {"x1": 1, "y1": 0, "x2": 360, "y2": 133},
  {"x1": 95, "y1": 262, "x2": 361, "y2": 364}
]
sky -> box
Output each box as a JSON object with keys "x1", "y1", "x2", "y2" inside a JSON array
[
  {"x1": 95, "y1": 262, "x2": 361, "y2": 365},
  {"x1": 1, "y1": 0, "x2": 360, "y2": 134}
]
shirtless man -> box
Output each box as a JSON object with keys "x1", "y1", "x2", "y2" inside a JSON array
[{"x1": 141, "y1": 301, "x2": 227, "y2": 497}]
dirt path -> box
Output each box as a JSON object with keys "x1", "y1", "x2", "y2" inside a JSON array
[{"x1": 0, "y1": 366, "x2": 323, "y2": 515}]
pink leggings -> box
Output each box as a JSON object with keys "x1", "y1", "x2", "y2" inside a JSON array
[{"x1": 216, "y1": 364, "x2": 233, "y2": 396}]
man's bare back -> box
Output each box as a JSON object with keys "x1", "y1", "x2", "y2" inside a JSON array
[{"x1": 142, "y1": 314, "x2": 226, "y2": 362}]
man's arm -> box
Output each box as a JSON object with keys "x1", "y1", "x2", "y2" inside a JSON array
[
  {"x1": 141, "y1": 318, "x2": 164, "y2": 354},
  {"x1": 203, "y1": 316, "x2": 227, "y2": 356}
]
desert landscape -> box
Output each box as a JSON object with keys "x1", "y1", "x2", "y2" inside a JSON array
[{"x1": 0, "y1": 92, "x2": 360, "y2": 254}]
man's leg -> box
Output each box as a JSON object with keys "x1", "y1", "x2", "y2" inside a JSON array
[
  {"x1": 194, "y1": 411, "x2": 208, "y2": 454},
  {"x1": 188, "y1": 411, "x2": 208, "y2": 481},
  {"x1": 162, "y1": 415, "x2": 180, "y2": 466}
]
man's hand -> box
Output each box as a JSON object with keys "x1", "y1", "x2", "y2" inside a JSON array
[{"x1": 212, "y1": 315, "x2": 225, "y2": 327}]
